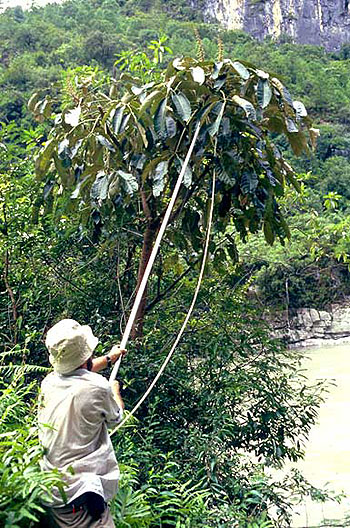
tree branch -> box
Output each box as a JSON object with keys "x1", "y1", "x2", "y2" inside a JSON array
[{"x1": 145, "y1": 258, "x2": 199, "y2": 313}]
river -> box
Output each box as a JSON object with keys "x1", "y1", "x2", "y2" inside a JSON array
[{"x1": 290, "y1": 344, "x2": 350, "y2": 527}]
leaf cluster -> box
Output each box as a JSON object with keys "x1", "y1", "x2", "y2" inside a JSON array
[{"x1": 32, "y1": 54, "x2": 313, "y2": 253}]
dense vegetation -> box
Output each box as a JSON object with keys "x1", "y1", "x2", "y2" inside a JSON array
[
  {"x1": 1, "y1": 0, "x2": 349, "y2": 526},
  {"x1": 2, "y1": 0, "x2": 350, "y2": 311}
]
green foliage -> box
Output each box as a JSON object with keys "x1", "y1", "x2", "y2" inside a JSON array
[
  {"x1": 113, "y1": 456, "x2": 210, "y2": 527},
  {"x1": 32, "y1": 53, "x2": 313, "y2": 257},
  {"x1": 239, "y1": 173, "x2": 350, "y2": 310},
  {"x1": 0, "y1": 372, "x2": 64, "y2": 528},
  {"x1": 109, "y1": 282, "x2": 329, "y2": 526},
  {"x1": 1, "y1": 2, "x2": 349, "y2": 525}
]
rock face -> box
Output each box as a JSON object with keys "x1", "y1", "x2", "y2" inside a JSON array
[
  {"x1": 272, "y1": 301, "x2": 350, "y2": 347},
  {"x1": 201, "y1": 0, "x2": 350, "y2": 51}
]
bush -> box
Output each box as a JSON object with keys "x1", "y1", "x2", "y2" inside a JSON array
[{"x1": 0, "y1": 370, "x2": 64, "y2": 528}]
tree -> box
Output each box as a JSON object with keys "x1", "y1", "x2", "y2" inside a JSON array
[{"x1": 32, "y1": 55, "x2": 315, "y2": 336}]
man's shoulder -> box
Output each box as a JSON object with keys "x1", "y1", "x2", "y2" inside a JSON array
[
  {"x1": 41, "y1": 371, "x2": 57, "y2": 388},
  {"x1": 80, "y1": 370, "x2": 110, "y2": 390},
  {"x1": 41, "y1": 370, "x2": 110, "y2": 392}
]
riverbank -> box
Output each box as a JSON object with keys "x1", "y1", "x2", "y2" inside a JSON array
[{"x1": 269, "y1": 300, "x2": 350, "y2": 349}]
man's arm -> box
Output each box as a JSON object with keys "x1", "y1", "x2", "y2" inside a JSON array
[
  {"x1": 92, "y1": 346, "x2": 126, "y2": 373},
  {"x1": 111, "y1": 380, "x2": 125, "y2": 411}
]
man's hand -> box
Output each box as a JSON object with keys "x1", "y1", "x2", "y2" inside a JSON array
[
  {"x1": 91, "y1": 346, "x2": 127, "y2": 373},
  {"x1": 109, "y1": 345, "x2": 127, "y2": 363}
]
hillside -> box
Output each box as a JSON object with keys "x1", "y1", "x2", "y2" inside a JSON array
[
  {"x1": 3, "y1": 0, "x2": 350, "y2": 50},
  {"x1": 1, "y1": 0, "x2": 350, "y2": 311}
]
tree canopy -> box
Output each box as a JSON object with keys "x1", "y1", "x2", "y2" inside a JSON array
[{"x1": 32, "y1": 54, "x2": 315, "y2": 332}]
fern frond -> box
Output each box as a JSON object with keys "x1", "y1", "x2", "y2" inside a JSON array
[
  {"x1": 0, "y1": 349, "x2": 23, "y2": 362},
  {"x1": 0, "y1": 364, "x2": 51, "y2": 377}
]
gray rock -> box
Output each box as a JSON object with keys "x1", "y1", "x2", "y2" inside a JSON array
[
  {"x1": 300, "y1": 309, "x2": 313, "y2": 329},
  {"x1": 309, "y1": 308, "x2": 320, "y2": 323},
  {"x1": 199, "y1": 0, "x2": 350, "y2": 51},
  {"x1": 319, "y1": 311, "x2": 332, "y2": 326}
]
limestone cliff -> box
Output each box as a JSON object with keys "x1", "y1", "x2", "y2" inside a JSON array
[{"x1": 200, "y1": 0, "x2": 350, "y2": 51}]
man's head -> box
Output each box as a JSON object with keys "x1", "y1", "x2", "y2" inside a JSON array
[{"x1": 45, "y1": 319, "x2": 98, "y2": 374}]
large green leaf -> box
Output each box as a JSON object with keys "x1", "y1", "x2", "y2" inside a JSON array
[
  {"x1": 233, "y1": 95, "x2": 256, "y2": 120},
  {"x1": 154, "y1": 98, "x2": 167, "y2": 139},
  {"x1": 166, "y1": 116, "x2": 177, "y2": 138},
  {"x1": 257, "y1": 79, "x2": 272, "y2": 109},
  {"x1": 35, "y1": 138, "x2": 55, "y2": 180},
  {"x1": 209, "y1": 102, "x2": 225, "y2": 137},
  {"x1": 152, "y1": 160, "x2": 169, "y2": 197},
  {"x1": 117, "y1": 170, "x2": 138, "y2": 196},
  {"x1": 272, "y1": 77, "x2": 294, "y2": 108},
  {"x1": 27, "y1": 92, "x2": 39, "y2": 112},
  {"x1": 191, "y1": 66, "x2": 205, "y2": 85},
  {"x1": 215, "y1": 160, "x2": 235, "y2": 185},
  {"x1": 90, "y1": 171, "x2": 109, "y2": 201},
  {"x1": 97, "y1": 134, "x2": 116, "y2": 151},
  {"x1": 139, "y1": 90, "x2": 162, "y2": 115},
  {"x1": 119, "y1": 114, "x2": 131, "y2": 134},
  {"x1": 112, "y1": 106, "x2": 125, "y2": 134},
  {"x1": 263, "y1": 220, "x2": 275, "y2": 245},
  {"x1": 232, "y1": 61, "x2": 250, "y2": 80},
  {"x1": 211, "y1": 62, "x2": 223, "y2": 80},
  {"x1": 57, "y1": 139, "x2": 72, "y2": 168},
  {"x1": 293, "y1": 100, "x2": 307, "y2": 119},
  {"x1": 135, "y1": 121, "x2": 148, "y2": 148},
  {"x1": 176, "y1": 157, "x2": 192, "y2": 188},
  {"x1": 287, "y1": 132, "x2": 308, "y2": 156},
  {"x1": 285, "y1": 118, "x2": 298, "y2": 133},
  {"x1": 40, "y1": 98, "x2": 52, "y2": 118},
  {"x1": 241, "y1": 171, "x2": 258, "y2": 193},
  {"x1": 171, "y1": 92, "x2": 191, "y2": 123}
]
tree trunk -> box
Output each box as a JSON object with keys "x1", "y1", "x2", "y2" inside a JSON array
[{"x1": 131, "y1": 221, "x2": 159, "y2": 339}]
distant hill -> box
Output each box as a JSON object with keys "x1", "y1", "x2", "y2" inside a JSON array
[{"x1": 3, "y1": 0, "x2": 350, "y2": 51}]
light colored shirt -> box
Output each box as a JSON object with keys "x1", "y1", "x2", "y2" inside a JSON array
[{"x1": 38, "y1": 369, "x2": 122, "y2": 506}]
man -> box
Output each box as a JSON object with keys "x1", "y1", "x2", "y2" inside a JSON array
[{"x1": 38, "y1": 318, "x2": 126, "y2": 527}]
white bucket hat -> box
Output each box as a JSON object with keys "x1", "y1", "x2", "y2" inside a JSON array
[{"x1": 45, "y1": 319, "x2": 99, "y2": 374}]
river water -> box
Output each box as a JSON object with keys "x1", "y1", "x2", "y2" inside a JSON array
[{"x1": 290, "y1": 344, "x2": 350, "y2": 527}]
